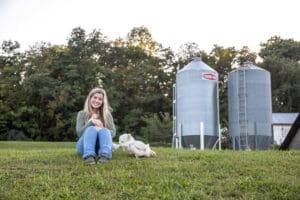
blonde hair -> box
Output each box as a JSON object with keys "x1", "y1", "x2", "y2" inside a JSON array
[{"x1": 83, "y1": 87, "x2": 112, "y2": 127}]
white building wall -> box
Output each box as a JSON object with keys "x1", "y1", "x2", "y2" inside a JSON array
[{"x1": 273, "y1": 125, "x2": 291, "y2": 145}]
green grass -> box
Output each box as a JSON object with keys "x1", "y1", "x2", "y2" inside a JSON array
[{"x1": 0, "y1": 142, "x2": 299, "y2": 200}]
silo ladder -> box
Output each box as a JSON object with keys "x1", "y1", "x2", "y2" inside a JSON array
[{"x1": 238, "y1": 68, "x2": 249, "y2": 150}]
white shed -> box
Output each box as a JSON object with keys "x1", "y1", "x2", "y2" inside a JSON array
[
  {"x1": 272, "y1": 113, "x2": 299, "y2": 145},
  {"x1": 280, "y1": 113, "x2": 300, "y2": 150}
]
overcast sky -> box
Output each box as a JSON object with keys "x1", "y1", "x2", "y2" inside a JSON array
[{"x1": 1, "y1": 0, "x2": 300, "y2": 53}]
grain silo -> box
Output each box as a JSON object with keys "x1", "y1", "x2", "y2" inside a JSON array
[
  {"x1": 228, "y1": 61, "x2": 272, "y2": 150},
  {"x1": 172, "y1": 57, "x2": 220, "y2": 149}
]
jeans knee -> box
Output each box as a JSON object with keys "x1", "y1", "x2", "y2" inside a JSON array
[
  {"x1": 99, "y1": 127, "x2": 107, "y2": 134},
  {"x1": 84, "y1": 126, "x2": 98, "y2": 135},
  {"x1": 99, "y1": 128, "x2": 111, "y2": 136}
]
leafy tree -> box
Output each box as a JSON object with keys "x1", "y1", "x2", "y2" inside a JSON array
[
  {"x1": 0, "y1": 40, "x2": 27, "y2": 139},
  {"x1": 258, "y1": 36, "x2": 300, "y2": 112},
  {"x1": 99, "y1": 27, "x2": 172, "y2": 140},
  {"x1": 259, "y1": 36, "x2": 300, "y2": 61},
  {"x1": 126, "y1": 26, "x2": 160, "y2": 56},
  {"x1": 234, "y1": 46, "x2": 257, "y2": 65},
  {"x1": 176, "y1": 42, "x2": 203, "y2": 64},
  {"x1": 141, "y1": 113, "x2": 172, "y2": 145},
  {"x1": 19, "y1": 27, "x2": 113, "y2": 141}
]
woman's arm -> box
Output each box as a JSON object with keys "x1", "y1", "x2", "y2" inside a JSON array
[
  {"x1": 107, "y1": 112, "x2": 116, "y2": 138},
  {"x1": 76, "y1": 111, "x2": 93, "y2": 137}
]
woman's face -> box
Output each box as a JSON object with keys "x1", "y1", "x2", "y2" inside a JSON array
[{"x1": 90, "y1": 92, "x2": 104, "y2": 110}]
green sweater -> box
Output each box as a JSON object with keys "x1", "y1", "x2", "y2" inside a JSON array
[{"x1": 76, "y1": 110, "x2": 116, "y2": 138}]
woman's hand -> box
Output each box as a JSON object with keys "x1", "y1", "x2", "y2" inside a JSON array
[
  {"x1": 94, "y1": 126, "x2": 102, "y2": 131},
  {"x1": 91, "y1": 114, "x2": 103, "y2": 130},
  {"x1": 92, "y1": 118, "x2": 103, "y2": 128}
]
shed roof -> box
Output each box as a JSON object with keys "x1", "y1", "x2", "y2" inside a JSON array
[{"x1": 272, "y1": 113, "x2": 299, "y2": 124}]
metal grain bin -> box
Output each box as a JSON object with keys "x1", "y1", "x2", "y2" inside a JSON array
[
  {"x1": 228, "y1": 61, "x2": 272, "y2": 150},
  {"x1": 173, "y1": 57, "x2": 220, "y2": 149}
]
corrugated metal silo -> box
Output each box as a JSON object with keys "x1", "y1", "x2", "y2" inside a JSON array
[
  {"x1": 173, "y1": 57, "x2": 220, "y2": 149},
  {"x1": 228, "y1": 61, "x2": 272, "y2": 150}
]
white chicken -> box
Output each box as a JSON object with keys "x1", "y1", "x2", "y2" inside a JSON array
[
  {"x1": 112, "y1": 143, "x2": 120, "y2": 152},
  {"x1": 119, "y1": 133, "x2": 135, "y2": 146},
  {"x1": 118, "y1": 133, "x2": 156, "y2": 158}
]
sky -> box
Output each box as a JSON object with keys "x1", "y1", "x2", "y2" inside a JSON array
[{"x1": 0, "y1": 0, "x2": 300, "y2": 53}]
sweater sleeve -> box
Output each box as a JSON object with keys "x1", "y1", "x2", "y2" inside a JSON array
[
  {"x1": 107, "y1": 112, "x2": 116, "y2": 138},
  {"x1": 76, "y1": 111, "x2": 93, "y2": 137}
]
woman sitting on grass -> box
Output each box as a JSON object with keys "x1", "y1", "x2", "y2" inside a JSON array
[{"x1": 76, "y1": 87, "x2": 116, "y2": 164}]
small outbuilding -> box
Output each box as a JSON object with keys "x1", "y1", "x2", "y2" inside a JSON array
[
  {"x1": 280, "y1": 113, "x2": 300, "y2": 150},
  {"x1": 272, "y1": 113, "x2": 299, "y2": 145}
]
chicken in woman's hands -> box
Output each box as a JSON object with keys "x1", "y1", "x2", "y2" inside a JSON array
[{"x1": 91, "y1": 114, "x2": 103, "y2": 130}]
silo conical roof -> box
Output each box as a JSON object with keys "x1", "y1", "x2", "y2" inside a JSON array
[
  {"x1": 233, "y1": 61, "x2": 266, "y2": 71},
  {"x1": 179, "y1": 57, "x2": 217, "y2": 73}
]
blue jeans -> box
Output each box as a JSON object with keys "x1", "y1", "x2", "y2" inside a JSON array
[{"x1": 76, "y1": 126, "x2": 113, "y2": 159}]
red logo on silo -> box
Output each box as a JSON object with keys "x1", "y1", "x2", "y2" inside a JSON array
[{"x1": 202, "y1": 73, "x2": 217, "y2": 80}]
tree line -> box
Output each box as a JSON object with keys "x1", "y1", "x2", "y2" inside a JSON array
[{"x1": 1, "y1": 26, "x2": 299, "y2": 146}]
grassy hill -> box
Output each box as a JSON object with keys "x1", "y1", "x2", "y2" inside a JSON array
[{"x1": 0, "y1": 141, "x2": 299, "y2": 199}]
